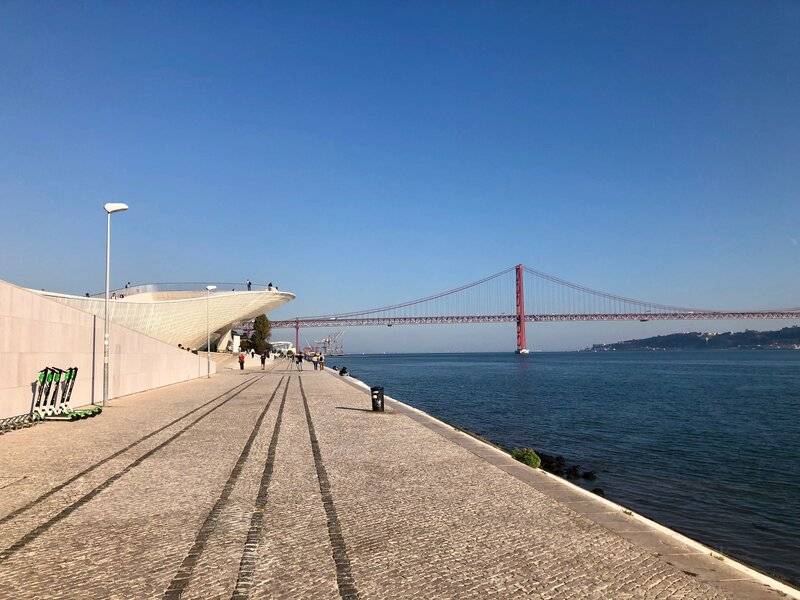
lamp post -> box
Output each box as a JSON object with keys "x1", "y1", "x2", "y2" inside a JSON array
[
  {"x1": 206, "y1": 285, "x2": 217, "y2": 377},
  {"x1": 103, "y1": 202, "x2": 129, "y2": 407}
]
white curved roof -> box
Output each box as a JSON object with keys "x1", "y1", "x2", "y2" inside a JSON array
[{"x1": 31, "y1": 287, "x2": 295, "y2": 348}]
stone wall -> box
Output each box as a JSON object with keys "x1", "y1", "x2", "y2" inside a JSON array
[{"x1": 0, "y1": 279, "x2": 215, "y2": 420}]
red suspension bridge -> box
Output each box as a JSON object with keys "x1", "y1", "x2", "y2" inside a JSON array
[{"x1": 269, "y1": 264, "x2": 800, "y2": 353}]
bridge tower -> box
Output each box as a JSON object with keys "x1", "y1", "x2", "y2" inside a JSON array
[
  {"x1": 515, "y1": 264, "x2": 529, "y2": 354},
  {"x1": 295, "y1": 319, "x2": 300, "y2": 353}
]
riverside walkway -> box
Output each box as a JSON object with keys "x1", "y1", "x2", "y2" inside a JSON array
[{"x1": 0, "y1": 360, "x2": 792, "y2": 599}]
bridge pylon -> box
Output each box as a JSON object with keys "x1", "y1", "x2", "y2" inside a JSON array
[{"x1": 515, "y1": 264, "x2": 529, "y2": 354}]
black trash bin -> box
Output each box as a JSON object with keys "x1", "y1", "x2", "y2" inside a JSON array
[{"x1": 370, "y1": 386, "x2": 384, "y2": 412}]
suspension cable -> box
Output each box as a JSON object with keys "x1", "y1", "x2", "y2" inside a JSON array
[{"x1": 301, "y1": 266, "x2": 516, "y2": 319}]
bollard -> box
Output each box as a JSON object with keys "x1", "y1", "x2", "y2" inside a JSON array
[{"x1": 370, "y1": 386, "x2": 384, "y2": 412}]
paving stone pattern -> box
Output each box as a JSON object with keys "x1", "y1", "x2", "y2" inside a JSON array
[{"x1": 0, "y1": 361, "x2": 784, "y2": 598}]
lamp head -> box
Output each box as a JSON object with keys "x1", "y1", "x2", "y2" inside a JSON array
[{"x1": 104, "y1": 202, "x2": 129, "y2": 214}]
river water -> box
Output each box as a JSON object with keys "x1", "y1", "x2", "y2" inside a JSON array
[{"x1": 330, "y1": 351, "x2": 800, "y2": 586}]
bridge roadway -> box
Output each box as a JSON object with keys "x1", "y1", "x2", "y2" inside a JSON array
[
  {"x1": 272, "y1": 310, "x2": 800, "y2": 329},
  {"x1": 0, "y1": 361, "x2": 792, "y2": 599}
]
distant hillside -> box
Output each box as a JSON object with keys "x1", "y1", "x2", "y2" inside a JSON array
[{"x1": 585, "y1": 326, "x2": 800, "y2": 352}]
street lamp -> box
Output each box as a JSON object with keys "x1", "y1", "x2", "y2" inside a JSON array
[
  {"x1": 206, "y1": 285, "x2": 217, "y2": 378},
  {"x1": 103, "y1": 202, "x2": 128, "y2": 407}
]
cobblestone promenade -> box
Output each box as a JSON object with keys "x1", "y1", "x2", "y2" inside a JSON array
[{"x1": 0, "y1": 360, "x2": 791, "y2": 599}]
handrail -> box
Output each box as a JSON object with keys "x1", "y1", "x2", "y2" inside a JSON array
[{"x1": 88, "y1": 282, "x2": 283, "y2": 298}]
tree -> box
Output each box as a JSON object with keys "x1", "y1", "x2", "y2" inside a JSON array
[{"x1": 250, "y1": 314, "x2": 272, "y2": 354}]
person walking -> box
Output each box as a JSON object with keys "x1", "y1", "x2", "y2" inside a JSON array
[
  {"x1": 295, "y1": 352, "x2": 304, "y2": 372},
  {"x1": 319, "y1": 354, "x2": 325, "y2": 371},
  {"x1": 246, "y1": 279, "x2": 252, "y2": 291},
  {"x1": 311, "y1": 354, "x2": 319, "y2": 371},
  {"x1": 238, "y1": 352, "x2": 245, "y2": 371},
  {"x1": 260, "y1": 351, "x2": 267, "y2": 370}
]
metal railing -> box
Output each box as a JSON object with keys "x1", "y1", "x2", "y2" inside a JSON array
[{"x1": 89, "y1": 282, "x2": 283, "y2": 298}]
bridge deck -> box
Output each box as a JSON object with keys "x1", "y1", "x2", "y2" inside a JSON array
[{"x1": 0, "y1": 361, "x2": 791, "y2": 599}]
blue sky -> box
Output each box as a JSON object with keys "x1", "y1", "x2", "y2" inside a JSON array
[{"x1": 1, "y1": 2, "x2": 799, "y2": 351}]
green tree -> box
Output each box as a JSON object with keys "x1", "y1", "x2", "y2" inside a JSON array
[{"x1": 250, "y1": 314, "x2": 272, "y2": 354}]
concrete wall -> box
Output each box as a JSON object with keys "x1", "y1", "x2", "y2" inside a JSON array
[{"x1": 0, "y1": 279, "x2": 215, "y2": 420}]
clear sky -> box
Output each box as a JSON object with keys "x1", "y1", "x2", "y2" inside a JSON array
[{"x1": 1, "y1": 2, "x2": 799, "y2": 352}]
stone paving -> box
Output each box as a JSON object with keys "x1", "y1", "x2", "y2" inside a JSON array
[{"x1": 0, "y1": 360, "x2": 793, "y2": 599}]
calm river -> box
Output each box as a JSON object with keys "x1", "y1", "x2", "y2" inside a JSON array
[{"x1": 331, "y1": 350, "x2": 800, "y2": 586}]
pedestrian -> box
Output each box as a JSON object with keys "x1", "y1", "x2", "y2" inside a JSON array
[
  {"x1": 267, "y1": 281, "x2": 274, "y2": 291},
  {"x1": 238, "y1": 352, "x2": 245, "y2": 371},
  {"x1": 260, "y1": 351, "x2": 267, "y2": 370},
  {"x1": 246, "y1": 279, "x2": 252, "y2": 291},
  {"x1": 295, "y1": 352, "x2": 304, "y2": 371},
  {"x1": 319, "y1": 354, "x2": 325, "y2": 371},
  {"x1": 311, "y1": 354, "x2": 319, "y2": 371},
  {"x1": 125, "y1": 282, "x2": 130, "y2": 289}
]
